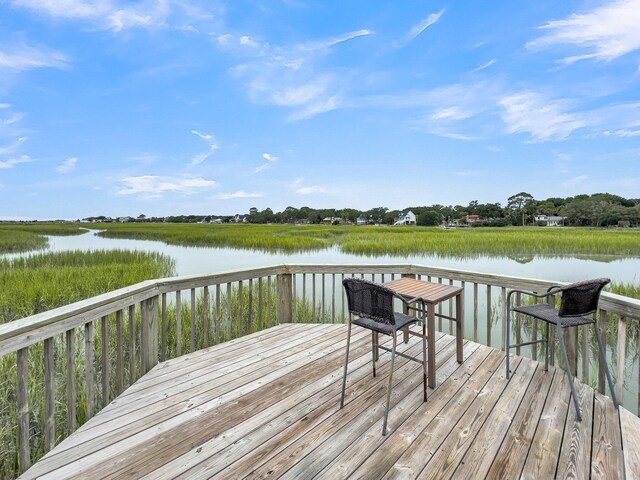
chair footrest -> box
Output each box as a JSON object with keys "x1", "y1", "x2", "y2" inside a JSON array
[
  {"x1": 507, "y1": 339, "x2": 546, "y2": 350},
  {"x1": 377, "y1": 345, "x2": 425, "y2": 364}
]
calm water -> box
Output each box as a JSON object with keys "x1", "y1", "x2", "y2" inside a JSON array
[{"x1": 18, "y1": 229, "x2": 640, "y2": 285}]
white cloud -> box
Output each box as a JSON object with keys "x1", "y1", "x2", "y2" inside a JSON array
[
  {"x1": 117, "y1": 175, "x2": 217, "y2": 195},
  {"x1": 604, "y1": 128, "x2": 640, "y2": 137},
  {"x1": 239, "y1": 35, "x2": 259, "y2": 48},
  {"x1": 562, "y1": 175, "x2": 588, "y2": 187},
  {"x1": 0, "y1": 155, "x2": 32, "y2": 169},
  {"x1": 499, "y1": 92, "x2": 585, "y2": 142},
  {"x1": 191, "y1": 144, "x2": 219, "y2": 165},
  {"x1": 528, "y1": 0, "x2": 640, "y2": 63},
  {"x1": 215, "y1": 190, "x2": 263, "y2": 199},
  {"x1": 289, "y1": 95, "x2": 340, "y2": 121},
  {"x1": 397, "y1": 10, "x2": 444, "y2": 46},
  {"x1": 11, "y1": 0, "x2": 206, "y2": 32},
  {"x1": 430, "y1": 107, "x2": 473, "y2": 121},
  {"x1": 191, "y1": 130, "x2": 213, "y2": 141},
  {"x1": 0, "y1": 137, "x2": 27, "y2": 155},
  {"x1": 471, "y1": 59, "x2": 496, "y2": 72},
  {"x1": 56, "y1": 156, "x2": 77, "y2": 173},
  {"x1": 1, "y1": 112, "x2": 25, "y2": 125},
  {"x1": 0, "y1": 103, "x2": 10, "y2": 109},
  {"x1": 0, "y1": 43, "x2": 69, "y2": 72},
  {"x1": 291, "y1": 178, "x2": 326, "y2": 194},
  {"x1": 271, "y1": 77, "x2": 332, "y2": 106},
  {"x1": 295, "y1": 185, "x2": 326, "y2": 194},
  {"x1": 299, "y1": 29, "x2": 372, "y2": 51},
  {"x1": 262, "y1": 153, "x2": 277, "y2": 162},
  {"x1": 253, "y1": 163, "x2": 271, "y2": 174}
]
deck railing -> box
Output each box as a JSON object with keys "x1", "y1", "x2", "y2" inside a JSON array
[{"x1": 1, "y1": 263, "x2": 639, "y2": 474}]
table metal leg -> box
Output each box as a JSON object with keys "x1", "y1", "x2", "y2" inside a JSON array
[{"x1": 428, "y1": 302, "x2": 436, "y2": 388}]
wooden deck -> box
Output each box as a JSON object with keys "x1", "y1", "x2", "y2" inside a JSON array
[{"x1": 21, "y1": 323, "x2": 639, "y2": 479}]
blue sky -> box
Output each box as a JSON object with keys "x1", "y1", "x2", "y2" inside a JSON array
[{"x1": 1, "y1": 0, "x2": 639, "y2": 220}]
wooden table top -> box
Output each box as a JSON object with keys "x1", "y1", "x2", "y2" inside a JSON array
[{"x1": 383, "y1": 277, "x2": 463, "y2": 304}]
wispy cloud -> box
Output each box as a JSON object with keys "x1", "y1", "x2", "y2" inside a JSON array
[
  {"x1": 396, "y1": 10, "x2": 444, "y2": 47},
  {"x1": 56, "y1": 156, "x2": 77, "y2": 173},
  {"x1": 262, "y1": 153, "x2": 277, "y2": 162},
  {"x1": 562, "y1": 175, "x2": 588, "y2": 187},
  {"x1": 0, "y1": 137, "x2": 27, "y2": 155},
  {"x1": 0, "y1": 43, "x2": 69, "y2": 72},
  {"x1": 471, "y1": 59, "x2": 496, "y2": 72},
  {"x1": 0, "y1": 154, "x2": 32, "y2": 169},
  {"x1": 220, "y1": 27, "x2": 369, "y2": 120},
  {"x1": 215, "y1": 190, "x2": 263, "y2": 199},
  {"x1": 253, "y1": 152, "x2": 278, "y2": 174},
  {"x1": 190, "y1": 130, "x2": 218, "y2": 165},
  {"x1": 11, "y1": 0, "x2": 210, "y2": 32},
  {"x1": 0, "y1": 103, "x2": 10, "y2": 109},
  {"x1": 291, "y1": 177, "x2": 326, "y2": 194},
  {"x1": 253, "y1": 163, "x2": 271, "y2": 174},
  {"x1": 604, "y1": 128, "x2": 640, "y2": 137},
  {"x1": 527, "y1": 0, "x2": 640, "y2": 63},
  {"x1": 117, "y1": 175, "x2": 217, "y2": 196},
  {"x1": 499, "y1": 91, "x2": 586, "y2": 142},
  {"x1": 191, "y1": 130, "x2": 212, "y2": 140}
]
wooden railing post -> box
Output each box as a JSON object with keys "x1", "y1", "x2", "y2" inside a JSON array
[
  {"x1": 277, "y1": 273, "x2": 293, "y2": 324},
  {"x1": 401, "y1": 273, "x2": 416, "y2": 343},
  {"x1": 17, "y1": 347, "x2": 30, "y2": 473},
  {"x1": 140, "y1": 295, "x2": 159, "y2": 375}
]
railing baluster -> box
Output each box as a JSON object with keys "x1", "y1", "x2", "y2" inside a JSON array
[
  {"x1": 176, "y1": 291, "x2": 182, "y2": 357},
  {"x1": 227, "y1": 282, "x2": 232, "y2": 338},
  {"x1": 267, "y1": 276, "x2": 272, "y2": 328},
  {"x1": 66, "y1": 328, "x2": 76, "y2": 434},
  {"x1": 238, "y1": 280, "x2": 244, "y2": 332},
  {"x1": 203, "y1": 286, "x2": 209, "y2": 347},
  {"x1": 486, "y1": 285, "x2": 492, "y2": 347},
  {"x1": 312, "y1": 274, "x2": 316, "y2": 320},
  {"x1": 501, "y1": 286, "x2": 507, "y2": 351},
  {"x1": 101, "y1": 316, "x2": 109, "y2": 408},
  {"x1": 302, "y1": 274, "x2": 306, "y2": 321},
  {"x1": 449, "y1": 279, "x2": 454, "y2": 335},
  {"x1": 190, "y1": 288, "x2": 196, "y2": 352},
  {"x1": 248, "y1": 280, "x2": 253, "y2": 333},
  {"x1": 161, "y1": 293, "x2": 167, "y2": 361},
  {"x1": 17, "y1": 347, "x2": 30, "y2": 473},
  {"x1": 85, "y1": 321, "x2": 95, "y2": 420},
  {"x1": 44, "y1": 337, "x2": 55, "y2": 452},
  {"x1": 215, "y1": 284, "x2": 221, "y2": 342},
  {"x1": 473, "y1": 282, "x2": 478, "y2": 342},
  {"x1": 321, "y1": 273, "x2": 326, "y2": 321},
  {"x1": 617, "y1": 316, "x2": 627, "y2": 402},
  {"x1": 257, "y1": 279, "x2": 263, "y2": 331},
  {"x1": 292, "y1": 274, "x2": 297, "y2": 322},
  {"x1": 341, "y1": 273, "x2": 346, "y2": 322},
  {"x1": 598, "y1": 309, "x2": 607, "y2": 394},
  {"x1": 116, "y1": 310, "x2": 124, "y2": 393},
  {"x1": 332, "y1": 273, "x2": 336, "y2": 324},
  {"x1": 128, "y1": 304, "x2": 136, "y2": 385},
  {"x1": 515, "y1": 292, "x2": 522, "y2": 356},
  {"x1": 582, "y1": 320, "x2": 589, "y2": 385}
]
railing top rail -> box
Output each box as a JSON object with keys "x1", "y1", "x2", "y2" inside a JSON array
[{"x1": 1, "y1": 263, "x2": 639, "y2": 356}]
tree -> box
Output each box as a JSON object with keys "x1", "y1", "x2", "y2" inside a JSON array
[
  {"x1": 417, "y1": 210, "x2": 441, "y2": 226},
  {"x1": 507, "y1": 192, "x2": 534, "y2": 226}
]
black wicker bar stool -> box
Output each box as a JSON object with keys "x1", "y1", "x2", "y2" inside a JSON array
[
  {"x1": 341, "y1": 278, "x2": 427, "y2": 435},
  {"x1": 506, "y1": 278, "x2": 617, "y2": 421}
]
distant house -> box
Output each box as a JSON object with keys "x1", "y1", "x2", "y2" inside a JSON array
[
  {"x1": 322, "y1": 217, "x2": 341, "y2": 224},
  {"x1": 356, "y1": 216, "x2": 368, "y2": 225},
  {"x1": 394, "y1": 211, "x2": 416, "y2": 225},
  {"x1": 117, "y1": 216, "x2": 133, "y2": 223},
  {"x1": 534, "y1": 215, "x2": 564, "y2": 226},
  {"x1": 230, "y1": 214, "x2": 248, "y2": 223},
  {"x1": 466, "y1": 215, "x2": 480, "y2": 224},
  {"x1": 210, "y1": 218, "x2": 223, "y2": 224}
]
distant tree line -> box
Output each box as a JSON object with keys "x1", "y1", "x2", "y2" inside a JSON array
[
  {"x1": 243, "y1": 192, "x2": 640, "y2": 227},
  {"x1": 82, "y1": 192, "x2": 640, "y2": 227}
]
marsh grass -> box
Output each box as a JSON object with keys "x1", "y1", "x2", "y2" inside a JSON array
[
  {"x1": 0, "y1": 224, "x2": 86, "y2": 254},
  {"x1": 95, "y1": 223, "x2": 640, "y2": 258}
]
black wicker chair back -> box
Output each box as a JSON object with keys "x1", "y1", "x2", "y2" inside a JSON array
[
  {"x1": 559, "y1": 278, "x2": 610, "y2": 317},
  {"x1": 343, "y1": 278, "x2": 396, "y2": 325}
]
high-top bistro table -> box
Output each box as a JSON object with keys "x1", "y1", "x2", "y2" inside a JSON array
[{"x1": 383, "y1": 277, "x2": 464, "y2": 388}]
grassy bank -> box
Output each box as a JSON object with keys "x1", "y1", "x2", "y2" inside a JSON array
[
  {"x1": 0, "y1": 224, "x2": 86, "y2": 254},
  {"x1": 95, "y1": 223, "x2": 640, "y2": 258}
]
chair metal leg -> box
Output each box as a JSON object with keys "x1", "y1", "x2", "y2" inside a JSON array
[
  {"x1": 371, "y1": 331, "x2": 377, "y2": 377},
  {"x1": 594, "y1": 324, "x2": 618, "y2": 408},
  {"x1": 557, "y1": 323, "x2": 582, "y2": 421},
  {"x1": 422, "y1": 304, "x2": 427, "y2": 401},
  {"x1": 545, "y1": 322, "x2": 550, "y2": 372},
  {"x1": 340, "y1": 320, "x2": 353, "y2": 409},
  {"x1": 382, "y1": 333, "x2": 397, "y2": 436}
]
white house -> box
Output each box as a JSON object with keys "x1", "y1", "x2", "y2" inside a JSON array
[
  {"x1": 356, "y1": 216, "x2": 368, "y2": 225},
  {"x1": 534, "y1": 214, "x2": 565, "y2": 226},
  {"x1": 394, "y1": 210, "x2": 416, "y2": 225}
]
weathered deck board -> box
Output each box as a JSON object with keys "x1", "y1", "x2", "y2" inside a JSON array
[{"x1": 20, "y1": 323, "x2": 635, "y2": 480}]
